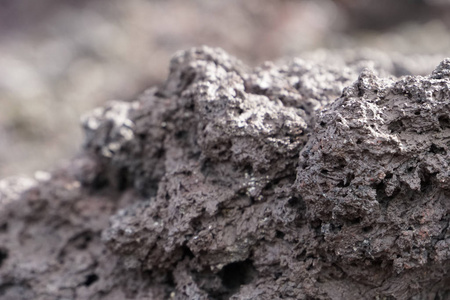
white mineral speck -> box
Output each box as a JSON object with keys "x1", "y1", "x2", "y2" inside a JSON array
[{"x1": 120, "y1": 127, "x2": 134, "y2": 140}]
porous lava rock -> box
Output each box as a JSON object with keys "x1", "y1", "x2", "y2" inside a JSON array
[{"x1": 0, "y1": 47, "x2": 449, "y2": 299}]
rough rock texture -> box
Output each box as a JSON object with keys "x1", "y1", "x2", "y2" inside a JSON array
[{"x1": 1, "y1": 47, "x2": 450, "y2": 299}]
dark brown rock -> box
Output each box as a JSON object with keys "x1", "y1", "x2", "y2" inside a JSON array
[{"x1": 0, "y1": 47, "x2": 449, "y2": 299}]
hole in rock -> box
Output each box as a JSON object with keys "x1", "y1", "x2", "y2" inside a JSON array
[
  {"x1": 117, "y1": 167, "x2": 129, "y2": 191},
  {"x1": 374, "y1": 181, "x2": 399, "y2": 209},
  {"x1": 287, "y1": 197, "x2": 306, "y2": 220},
  {"x1": 420, "y1": 171, "x2": 436, "y2": 194},
  {"x1": 175, "y1": 130, "x2": 188, "y2": 140},
  {"x1": 0, "y1": 248, "x2": 8, "y2": 268},
  {"x1": 439, "y1": 115, "x2": 450, "y2": 129},
  {"x1": 166, "y1": 271, "x2": 176, "y2": 289},
  {"x1": 71, "y1": 231, "x2": 94, "y2": 250},
  {"x1": 243, "y1": 164, "x2": 253, "y2": 175},
  {"x1": 349, "y1": 217, "x2": 362, "y2": 225},
  {"x1": 219, "y1": 260, "x2": 257, "y2": 291},
  {"x1": 363, "y1": 226, "x2": 373, "y2": 233},
  {"x1": 156, "y1": 148, "x2": 166, "y2": 159},
  {"x1": 430, "y1": 144, "x2": 447, "y2": 155},
  {"x1": 265, "y1": 175, "x2": 291, "y2": 191},
  {"x1": 388, "y1": 120, "x2": 404, "y2": 133},
  {"x1": 276, "y1": 230, "x2": 285, "y2": 239},
  {"x1": 179, "y1": 69, "x2": 196, "y2": 91},
  {"x1": 83, "y1": 274, "x2": 98, "y2": 287},
  {"x1": 92, "y1": 172, "x2": 109, "y2": 189},
  {"x1": 182, "y1": 245, "x2": 195, "y2": 259},
  {"x1": 334, "y1": 158, "x2": 347, "y2": 169},
  {"x1": 274, "y1": 272, "x2": 283, "y2": 280}
]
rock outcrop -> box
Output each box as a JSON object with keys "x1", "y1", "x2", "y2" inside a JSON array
[{"x1": 0, "y1": 47, "x2": 449, "y2": 299}]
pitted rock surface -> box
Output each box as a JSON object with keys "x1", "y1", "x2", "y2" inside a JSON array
[{"x1": 0, "y1": 47, "x2": 449, "y2": 300}]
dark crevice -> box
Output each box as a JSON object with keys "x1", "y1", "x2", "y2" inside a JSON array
[
  {"x1": 181, "y1": 245, "x2": 195, "y2": 259},
  {"x1": 264, "y1": 176, "x2": 286, "y2": 191},
  {"x1": 420, "y1": 171, "x2": 436, "y2": 194},
  {"x1": 117, "y1": 167, "x2": 129, "y2": 191},
  {"x1": 430, "y1": 144, "x2": 447, "y2": 155},
  {"x1": 287, "y1": 196, "x2": 306, "y2": 213},
  {"x1": 58, "y1": 231, "x2": 94, "y2": 264},
  {"x1": 375, "y1": 181, "x2": 398, "y2": 209},
  {"x1": 156, "y1": 148, "x2": 166, "y2": 159},
  {"x1": 362, "y1": 226, "x2": 373, "y2": 233},
  {"x1": 83, "y1": 274, "x2": 98, "y2": 287},
  {"x1": 178, "y1": 68, "x2": 197, "y2": 93},
  {"x1": 349, "y1": 217, "x2": 362, "y2": 225},
  {"x1": 276, "y1": 230, "x2": 285, "y2": 239},
  {"x1": 218, "y1": 259, "x2": 257, "y2": 292},
  {"x1": 388, "y1": 119, "x2": 405, "y2": 134},
  {"x1": 357, "y1": 85, "x2": 365, "y2": 97},
  {"x1": 91, "y1": 171, "x2": 109, "y2": 190},
  {"x1": 243, "y1": 164, "x2": 253, "y2": 175},
  {"x1": 295, "y1": 249, "x2": 307, "y2": 261},
  {"x1": 175, "y1": 130, "x2": 188, "y2": 140},
  {"x1": 72, "y1": 231, "x2": 94, "y2": 250},
  {"x1": 438, "y1": 115, "x2": 450, "y2": 129},
  {"x1": 165, "y1": 271, "x2": 176, "y2": 290},
  {"x1": 337, "y1": 173, "x2": 355, "y2": 187},
  {"x1": 0, "y1": 248, "x2": 8, "y2": 268},
  {"x1": 193, "y1": 260, "x2": 257, "y2": 300},
  {"x1": 332, "y1": 223, "x2": 343, "y2": 233}
]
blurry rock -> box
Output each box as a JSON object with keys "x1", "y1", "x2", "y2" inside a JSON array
[{"x1": 335, "y1": 0, "x2": 450, "y2": 30}]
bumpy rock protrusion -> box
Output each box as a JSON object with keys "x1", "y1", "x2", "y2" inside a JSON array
[{"x1": 296, "y1": 65, "x2": 450, "y2": 297}]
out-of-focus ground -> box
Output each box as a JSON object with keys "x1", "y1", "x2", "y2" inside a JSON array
[{"x1": 1, "y1": 0, "x2": 450, "y2": 178}]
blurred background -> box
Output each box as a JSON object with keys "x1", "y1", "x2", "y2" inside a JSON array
[{"x1": 1, "y1": 0, "x2": 450, "y2": 178}]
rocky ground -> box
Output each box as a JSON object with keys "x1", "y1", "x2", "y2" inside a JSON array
[{"x1": 1, "y1": 46, "x2": 450, "y2": 299}]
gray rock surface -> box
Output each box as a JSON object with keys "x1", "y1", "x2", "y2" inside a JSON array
[{"x1": 0, "y1": 47, "x2": 449, "y2": 299}]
